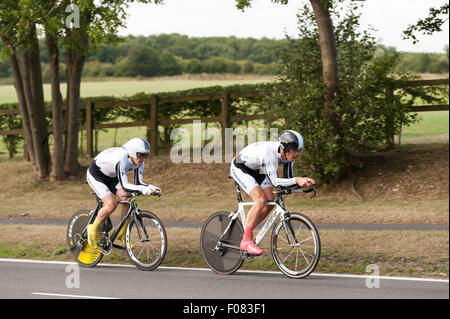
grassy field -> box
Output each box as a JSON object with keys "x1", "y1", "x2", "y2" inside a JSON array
[
  {"x1": 398, "y1": 111, "x2": 449, "y2": 144},
  {"x1": 0, "y1": 75, "x2": 272, "y2": 104}
]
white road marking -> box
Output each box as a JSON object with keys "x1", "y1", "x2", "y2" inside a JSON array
[
  {"x1": 1, "y1": 257, "x2": 448, "y2": 283},
  {"x1": 32, "y1": 292, "x2": 121, "y2": 299}
]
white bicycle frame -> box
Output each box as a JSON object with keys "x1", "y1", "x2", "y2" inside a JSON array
[{"x1": 228, "y1": 189, "x2": 306, "y2": 247}]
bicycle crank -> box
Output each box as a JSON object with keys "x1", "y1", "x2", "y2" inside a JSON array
[{"x1": 99, "y1": 235, "x2": 112, "y2": 255}]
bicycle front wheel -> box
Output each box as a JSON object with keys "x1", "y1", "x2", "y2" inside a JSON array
[
  {"x1": 126, "y1": 210, "x2": 167, "y2": 271},
  {"x1": 271, "y1": 212, "x2": 321, "y2": 279},
  {"x1": 200, "y1": 211, "x2": 244, "y2": 275}
]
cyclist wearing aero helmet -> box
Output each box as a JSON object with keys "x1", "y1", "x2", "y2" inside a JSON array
[
  {"x1": 230, "y1": 130, "x2": 316, "y2": 255},
  {"x1": 86, "y1": 137, "x2": 161, "y2": 249}
]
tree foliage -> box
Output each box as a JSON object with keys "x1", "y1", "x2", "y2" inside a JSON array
[
  {"x1": 403, "y1": 3, "x2": 449, "y2": 44},
  {"x1": 266, "y1": 2, "x2": 447, "y2": 182}
]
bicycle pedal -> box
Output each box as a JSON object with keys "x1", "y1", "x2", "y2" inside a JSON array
[{"x1": 240, "y1": 250, "x2": 255, "y2": 261}]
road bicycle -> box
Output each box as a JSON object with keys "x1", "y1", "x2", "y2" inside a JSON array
[
  {"x1": 200, "y1": 179, "x2": 320, "y2": 279},
  {"x1": 67, "y1": 191, "x2": 167, "y2": 271}
]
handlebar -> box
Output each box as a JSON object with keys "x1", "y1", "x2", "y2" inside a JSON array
[
  {"x1": 120, "y1": 191, "x2": 161, "y2": 198},
  {"x1": 273, "y1": 185, "x2": 317, "y2": 198}
]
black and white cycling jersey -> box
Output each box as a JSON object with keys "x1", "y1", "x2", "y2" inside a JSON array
[
  {"x1": 230, "y1": 141, "x2": 297, "y2": 194},
  {"x1": 86, "y1": 147, "x2": 157, "y2": 199}
]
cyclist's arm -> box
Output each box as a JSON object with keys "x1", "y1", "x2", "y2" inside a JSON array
[
  {"x1": 264, "y1": 160, "x2": 297, "y2": 188},
  {"x1": 116, "y1": 159, "x2": 143, "y2": 193},
  {"x1": 134, "y1": 165, "x2": 148, "y2": 186},
  {"x1": 134, "y1": 164, "x2": 161, "y2": 193},
  {"x1": 283, "y1": 160, "x2": 294, "y2": 179}
]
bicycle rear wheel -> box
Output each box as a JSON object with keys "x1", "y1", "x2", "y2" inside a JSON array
[
  {"x1": 271, "y1": 212, "x2": 320, "y2": 279},
  {"x1": 126, "y1": 210, "x2": 167, "y2": 271},
  {"x1": 200, "y1": 211, "x2": 244, "y2": 275},
  {"x1": 67, "y1": 210, "x2": 103, "y2": 268}
]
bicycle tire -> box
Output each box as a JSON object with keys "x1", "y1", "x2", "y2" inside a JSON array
[
  {"x1": 126, "y1": 210, "x2": 167, "y2": 271},
  {"x1": 200, "y1": 211, "x2": 244, "y2": 275},
  {"x1": 271, "y1": 212, "x2": 321, "y2": 279},
  {"x1": 67, "y1": 210, "x2": 103, "y2": 268}
]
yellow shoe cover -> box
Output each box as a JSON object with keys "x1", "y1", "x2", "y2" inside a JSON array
[
  {"x1": 117, "y1": 231, "x2": 135, "y2": 249},
  {"x1": 117, "y1": 219, "x2": 134, "y2": 249},
  {"x1": 78, "y1": 244, "x2": 102, "y2": 265},
  {"x1": 87, "y1": 223, "x2": 99, "y2": 249}
]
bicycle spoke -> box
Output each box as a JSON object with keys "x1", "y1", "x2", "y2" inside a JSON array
[
  {"x1": 299, "y1": 248, "x2": 311, "y2": 266},
  {"x1": 281, "y1": 246, "x2": 298, "y2": 263},
  {"x1": 298, "y1": 235, "x2": 313, "y2": 245}
]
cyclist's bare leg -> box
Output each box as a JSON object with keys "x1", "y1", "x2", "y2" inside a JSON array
[
  {"x1": 254, "y1": 187, "x2": 275, "y2": 226},
  {"x1": 88, "y1": 194, "x2": 117, "y2": 248},
  {"x1": 115, "y1": 188, "x2": 133, "y2": 246},
  {"x1": 116, "y1": 188, "x2": 130, "y2": 218},
  {"x1": 240, "y1": 186, "x2": 267, "y2": 255},
  {"x1": 97, "y1": 194, "x2": 118, "y2": 222},
  {"x1": 246, "y1": 186, "x2": 267, "y2": 229}
]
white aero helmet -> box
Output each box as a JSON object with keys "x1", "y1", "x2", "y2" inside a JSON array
[
  {"x1": 279, "y1": 130, "x2": 304, "y2": 152},
  {"x1": 123, "y1": 138, "x2": 150, "y2": 159}
]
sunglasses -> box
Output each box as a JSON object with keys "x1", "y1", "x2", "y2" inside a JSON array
[{"x1": 136, "y1": 152, "x2": 149, "y2": 160}]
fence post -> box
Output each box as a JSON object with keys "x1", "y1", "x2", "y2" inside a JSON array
[
  {"x1": 150, "y1": 94, "x2": 159, "y2": 156},
  {"x1": 85, "y1": 100, "x2": 94, "y2": 158},
  {"x1": 221, "y1": 90, "x2": 230, "y2": 156}
]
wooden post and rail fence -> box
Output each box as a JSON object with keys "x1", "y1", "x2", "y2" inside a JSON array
[{"x1": 0, "y1": 78, "x2": 448, "y2": 157}]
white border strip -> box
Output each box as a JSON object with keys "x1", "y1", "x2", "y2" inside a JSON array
[
  {"x1": 32, "y1": 292, "x2": 121, "y2": 299},
  {"x1": 1, "y1": 258, "x2": 448, "y2": 283}
]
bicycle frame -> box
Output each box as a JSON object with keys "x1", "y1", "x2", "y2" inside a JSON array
[
  {"x1": 231, "y1": 200, "x2": 285, "y2": 247},
  {"x1": 219, "y1": 182, "x2": 314, "y2": 251},
  {"x1": 85, "y1": 193, "x2": 148, "y2": 249}
]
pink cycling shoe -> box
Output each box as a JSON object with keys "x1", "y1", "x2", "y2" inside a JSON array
[{"x1": 240, "y1": 239, "x2": 263, "y2": 255}]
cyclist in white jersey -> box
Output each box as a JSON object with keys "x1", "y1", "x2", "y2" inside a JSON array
[
  {"x1": 230, "y1": 130, "x2": 315, "y2": 255},
  {"x1": 86, "y1": 138, "x2": 161, "y2": 249}
]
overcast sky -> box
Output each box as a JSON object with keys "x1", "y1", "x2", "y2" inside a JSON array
[{"x1": 117, "y1": 0, "x2": 449, "y2": 54}]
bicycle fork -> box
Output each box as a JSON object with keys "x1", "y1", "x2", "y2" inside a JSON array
[
  {"x1": 133, "y1": 210, "x2": 151, "y2": 243},
  {"x1": 281, "y1": 213, "x2": 300, "y2": 248}
]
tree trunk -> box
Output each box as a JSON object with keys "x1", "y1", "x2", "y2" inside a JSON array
[
  {"x1": 20, "y1": 45, "x2": 49, "y2": 179},
  {"x1": 46, "y1": 34, "x2": 65, "y2": 180},
  {"x1": 309, "y1": 0, "x2": 340, "y2": 137},
  {"x1": 64, "y1": 39, "x2": 88, "y2": 177},
  {"x1": 1, "y1": 36, "x2": 35, "y2": 165},
  {"x1": 28, "y1": 29, "x2": 51, "y2": 166}
]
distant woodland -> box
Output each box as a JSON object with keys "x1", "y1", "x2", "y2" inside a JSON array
[{"x1": 1, "y1": 33, "x2": 448, "y2": 82}]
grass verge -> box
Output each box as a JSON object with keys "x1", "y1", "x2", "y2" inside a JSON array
[{"x1": 0, "y1": 224, "x2": 447, "y2": 279}]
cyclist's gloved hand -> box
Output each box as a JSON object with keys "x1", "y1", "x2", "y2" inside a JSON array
[{"x1": 140, "y1": 185, "x2": 161, "y2": 196}]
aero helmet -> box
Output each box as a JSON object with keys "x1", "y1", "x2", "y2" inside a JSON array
[
  {"x1": 279, "y1": 130, "x2": 304, "y2": 152},
  {"x1": 123, "y1": 138, "x2": 150, "y2": 159}
]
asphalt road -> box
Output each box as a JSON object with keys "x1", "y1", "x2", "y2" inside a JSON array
[{"x1": 0, "y1": 259, "x2": 447, "y2": 300}]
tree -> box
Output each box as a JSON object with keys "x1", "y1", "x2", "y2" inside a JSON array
[
  {"x1": 236, "y1": 0, "x2": 341, "y2": 145},
  {"x1": 402, "y1": 3, "x2": 449, "y2": 44},
  {"x1": 0, "y1": 0, "x2": 51, "y2": 179},
  {"x1": 62, "y1": 1, "x2": 164, "y2": 177},
  {"x1": 268, "y1": 2, "x2": 422, "y2": 181},
  {"x1": 118, "y1": 45, "x2": 162, "y2": 77},
  {"x1": 1, "y1": 0, "x2": 164, "y2": 179}
]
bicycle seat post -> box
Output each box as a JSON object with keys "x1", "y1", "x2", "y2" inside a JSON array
[{"x1": 234, "y1": 182, "x2": 243, "y2": 203}]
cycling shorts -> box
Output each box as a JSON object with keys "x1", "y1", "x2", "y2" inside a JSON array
[
  {"x1": 230, "y1": 158, "x2": 271, "y2": 195},
  {"x1": 86, "y1": 160, "x2": 121, "y2": 199}
]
